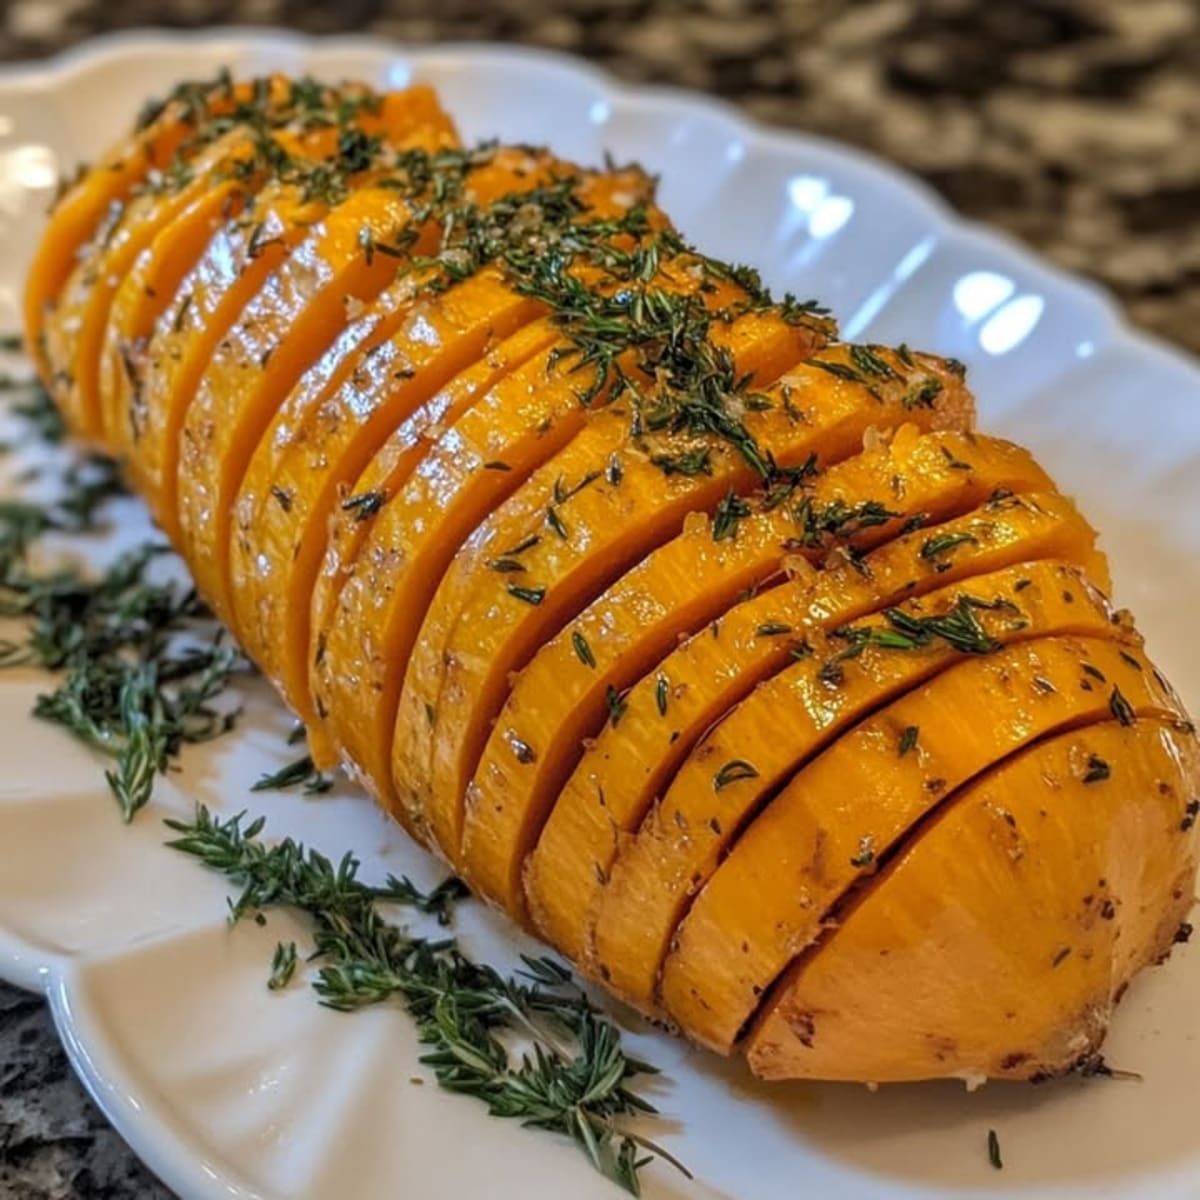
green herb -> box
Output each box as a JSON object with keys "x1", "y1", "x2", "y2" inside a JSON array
[
  {"x1": 488, "y1": 558, "x2": 526, "y2": 574},
  {"x1": 163, "y1": 806, "x2": 683, "y2": 1195},
  {"x1": 713, "y1": 759, "x2": 758, "y2": 791},
  {"x1": 898, "y1": 725, "x2": 919, "y2": 757},
  {"x1": 269, "y1": 940, "x2": 298, "y2": 990},
  {"x1": 988, "y1": 1129, "x2": 1003, "y2": 1170},
  {"x1": 605, "y1": 685, "x2": 628, "y2": 728},
  {"x1": 850, "y1": 835, "x2": 875, "y2": 868},
  {"x1": 1109, "y1": 685, "x2": 1135, "y2": 726},
  {"x1": 756, "y1": 622, "x2": 792, "y2": 637},
  {"x1": 342, "y1": 489, "x2": 386, "y2": 521},
  {"x1": 507, "y1": 584, "x2": 546, "y2": 606},
  {"x1": 712, "y1": 489, "x2": 751, "y2": 542},
  {"x1": 251, "y1": 752, "x2": 332, "y2": 795},
  {"x1": 919, "y1": 531, "x2": 977, "y2": 561},
  {"x1": 655, "y1": 674, "x2": 669, "y2": 717},
  {"x1": 572, "y1": 631, "x2": 596, "y2": 668}
]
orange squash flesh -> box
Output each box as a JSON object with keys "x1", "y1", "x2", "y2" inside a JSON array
[
  {"x1": 659, "y1": 634, "x2": 1184, "y2": 1053},
  {"x1": 590, "y1": 561, "x2": 1117, "y2": 1012},
  {"x1": 127, "y1": 90, "x2": 459, "y2": 542},
  {"x1": 175, "y1": 155, "x2": 496, "y2": 625},
  {"x1": 316, "y1": 260, "x2": 750, "y2": 825},
  {"x1": 457, "y1": 351, "x2": 974, "y2": 914},
  {"x1": 45, "y1": 128, "x2": 266, "y2": 441},
  {"x1": 747, "y1": 718, "x2": 1200, "y2": 1082},
  {"x1": 228, "y1": 163, "x2": 655, "y2": 727},
  {"x1": 23, "y1": 72, "x2": 264, "y2": 389},
  {"x1": 306, "y1": 319, "x2": 566, "y2": 771},
  {"x1": 525, "y1": 477, "x2": 1093, "y2": 965},
  {"x1": 404, "y1": 310, "x2": 831, "y2": 865},
  {"x1": 97, "y1": 93, "x2": 415, "y2": 455}
]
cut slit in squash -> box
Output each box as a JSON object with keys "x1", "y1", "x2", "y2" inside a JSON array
[
  {"x1": 660, "y1": 634, "x2": 1184, "y2": 1053},
  {"x1": 747, "y1": 717, "x2": 1200, "y2": 1081}
]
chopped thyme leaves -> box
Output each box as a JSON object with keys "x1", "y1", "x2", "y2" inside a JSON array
[
  {"x1": 920, "y1": 531, "x2": 977, "y2": 561},
  {"x1": 898, "y1": 725, "x2": 919, "y2": 757},
  {"x1": 268, "y1": 940, "x2": 298, "y2": 990},
  {"x1": 712, "y1": 489, "x2": 752, "y2": 541},
  {"x1": 1109, "y1": 685, "x2": 1136, "y2": 726},
  {"x1": 507, "y1": 584, "x2": 546, "y2": 606},
  {"x1": 988, "y1": 1129, "x2": 1003, "y2": 1170},
  {"x1": 714, "y1": 759, "x2": 758, "y2": 791},
  {"x1": 655, "y1": 674, "x2": 669, "y2": 716},
  {"x1": 756, "y1": 622, "x2": 792, "y2": 637},
  {"x1": 1083, "y1": 755, "x2": 1111, "y2": 784},
  {"x1": 342, "y1": 489, "x2": 386, "y2": 521},
  {"x1": 605, "y1": 685, "x2": 628, "y2": 728},
  {"x1": 572, "y1": 630, "x2": 596, "y2": 668}
]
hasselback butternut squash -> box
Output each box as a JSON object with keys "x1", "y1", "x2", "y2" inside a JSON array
[{"x1": 30, "y1": 74, "x2": 1199, "y2": 1087}]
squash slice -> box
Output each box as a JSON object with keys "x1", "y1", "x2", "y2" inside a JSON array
[
  {"x1": 24, "y1": 71, "x2": 263, "y2": 388},
  {"x1": 747, "y1": 718, "x2": 1200, "y2": 1082},
  {"x1": 459, "y1": 354, "x2": 975, "y2": 915},
  {"x1": 591, "y1": 561, "x2": 1118, "y2": 1011},
  {"x1": 129, "y1": 88, "x2": 458, "y2": 541},
  {"x1": 315, "y1": 258, "x2": 751, "y2": 821},
  {"x1": 228, "y1": 162, "x2": 656, "y2": 726},
  {"x1": 526, "y1": 482, "x2": 1095, "y2": 964},
  {"x1": 404, "y1": 310, "x2": 832, "y2": 863},
  {"x1": 660, "y1": 634, "x2": 1184, "y2": 1052}
]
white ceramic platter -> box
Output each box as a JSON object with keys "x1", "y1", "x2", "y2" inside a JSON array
[{"x1": 1, "y1": 29, "x2": 1199, "y2": 1200}]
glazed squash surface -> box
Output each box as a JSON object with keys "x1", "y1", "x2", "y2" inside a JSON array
[{"x1": 29, "y1": 74, "x2": 1199, "y2": 1085}]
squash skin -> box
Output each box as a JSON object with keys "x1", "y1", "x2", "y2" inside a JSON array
[
  {"x1": 659, "y1": 634, "x2": 1186, "y2": 1053},
  {"x1": 30, "y1": 78, "x2": 1200, "y2": 1086},
  {"x1": 747, "y1": 718, "x2": 1200, "y2": 1082}
]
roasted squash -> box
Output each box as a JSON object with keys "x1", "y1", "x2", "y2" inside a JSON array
[{"x1": 31, "y1": 75, "x2": 1198, "y2": 1086}]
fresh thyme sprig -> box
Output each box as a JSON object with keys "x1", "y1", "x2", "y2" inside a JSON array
[{"x1": 164, "y1": 805, "x2": 685, "y2": 1195}]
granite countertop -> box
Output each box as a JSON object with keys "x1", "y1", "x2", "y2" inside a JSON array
[{"x1": 1, "y1": 2, "x2": 1198, "y2": 1197}]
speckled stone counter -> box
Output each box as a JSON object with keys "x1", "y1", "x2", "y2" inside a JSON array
[{"x1": 1, "y1": 2, "x2": 1198, "y2": 1197}]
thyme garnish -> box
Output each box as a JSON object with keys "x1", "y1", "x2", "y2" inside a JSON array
[
  {"x1": 1109, "y1": 685, "x2": 1136, "y2": 726},
  {"x1": 898, "y1": 725, "x2": 920, "y2": 757},
  {"x1": 252, "y1": 751, "x2": 332, "y2": 795},
  {"x1": 163, "y1": 806, "x2": 683, "y2": 1195},
  {"x1": 987, "y1": 1128, "x2": 1003, "y2": 1170},
  {"x1": 572, "y1": 630, "x2": 596, "y2": 668},
  {"x1": 713, "y1": 759, "x2": 759, "y2": 791}
]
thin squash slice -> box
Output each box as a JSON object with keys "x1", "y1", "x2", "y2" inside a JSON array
[
  {"x1": 747, "y1": 718, "x2": 1200, "y2": 1081},
  {"x1": 590, "y1": 561, "x2": 1117, "y2": 1011},
  {"x1": 315, "y1": 258, "x2": 755, "y2": 820},
  {"x1": 455, "y1": 368, "x2": 981, "y2": 918},
  {"x1": 526, "y1": 470, "x2": 1092, "y2": 963},
  {"x1": 228, "y1": 162, "x2": 656, "y2": 723},
  {"x1": 660, "y1": 634, "x2": 1184, "y2": 1052},
  {"x1": 23, "y1": 70, "x2": 260, "y2": 387},
  {"x1": 127, "y1": 87, "x2": 458, "y2": 541},
  {"x1": 403, "y1": 309, "x2": 832, "y2": 863}
]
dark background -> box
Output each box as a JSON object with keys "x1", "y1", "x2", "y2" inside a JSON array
[{"x1": 2, "y1": 2, "x2": 1198, "y2": 1197}]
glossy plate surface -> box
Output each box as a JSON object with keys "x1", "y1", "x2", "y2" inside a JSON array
[{"x1": 1, "y1": 29, "x2": 1198, "y2": 1200}]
